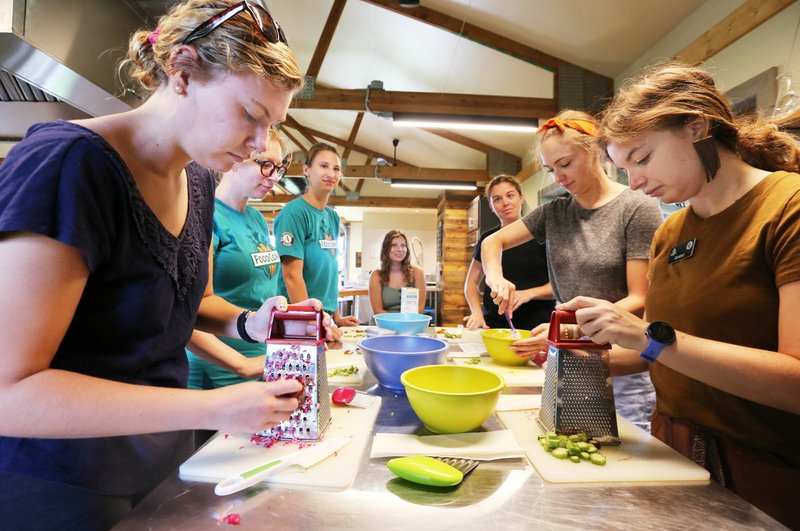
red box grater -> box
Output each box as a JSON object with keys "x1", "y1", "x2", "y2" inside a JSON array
[
  {"x1": 537, "y1": 310, "x2": 620, "y2": 444},
  {"x1": 259, "y1": 305, "x2": 331, "y2": 441}
]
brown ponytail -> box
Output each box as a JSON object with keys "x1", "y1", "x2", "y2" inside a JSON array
[{"x1": 601, "y1": 62, "x2": 800, "y2": 174}]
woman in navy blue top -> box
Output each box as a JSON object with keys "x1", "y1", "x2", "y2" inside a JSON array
[{"x1": 0, "y1": 2, "x2": 326, "y2": 529}]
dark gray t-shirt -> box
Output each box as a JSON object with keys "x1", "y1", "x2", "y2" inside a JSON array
[{"x1": 521, "y1": 187, "x2": 662, "y2": 303}]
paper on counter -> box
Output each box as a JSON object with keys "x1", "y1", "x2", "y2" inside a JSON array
[
  {"x1": 446, "y1": 342, "x2": 487, "y2": 359},
  {"x1": 370, "y1": 430, "x2": 523, "y2": 461},
  {"x1": 495, "y1": 394, "x2": 541, "y2": 411}
]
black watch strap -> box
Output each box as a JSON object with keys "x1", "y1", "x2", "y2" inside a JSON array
[{"x1": 237, "y1": 310, "x2": 259, "y2": 343}]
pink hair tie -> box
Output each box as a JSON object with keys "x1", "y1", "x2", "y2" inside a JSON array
[{"x1": 147, "y1": 28, "x2": 161, "y2": 46}]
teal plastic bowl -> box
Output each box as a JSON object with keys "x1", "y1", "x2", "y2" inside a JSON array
[{"x1": 373, "y1": 313, "x2": 432, "y2": 336}]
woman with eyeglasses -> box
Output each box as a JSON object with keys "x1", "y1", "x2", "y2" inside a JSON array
[
  {"x1": 186, "y1": 128, "x2": 290, "y2": 391},
  {"x1": 0, "y1": 1, "x2": 329, "y2": 527},
  {"x1": 274, "y1": 142, "x2": 361, "y2": 340}
]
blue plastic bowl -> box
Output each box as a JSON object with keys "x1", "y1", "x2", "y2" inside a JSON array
[
  {"x1": 357, "y1": 335, "x2": 447, "y2": 391},
  {"x1": 373, "y1": 313, "x2": 432, "y2": 336}
]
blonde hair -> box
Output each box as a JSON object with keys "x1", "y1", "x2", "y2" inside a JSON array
[
  {"x1": 121, "y1": 0, "x2": 304, "y2": 95},
  {"x1": 268, "y1": 127, "x2": 291, "y2": 161},
  {"x1": 533, "y1": 109, "x2": 605, "y2": 166},
  {"x1": 601, "y1": 62, "x2": 800, "y2": 173}
]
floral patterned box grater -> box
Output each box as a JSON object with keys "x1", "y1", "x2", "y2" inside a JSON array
[{"x1": 259, "y1": 305, "x2": 331, "y2": 441}]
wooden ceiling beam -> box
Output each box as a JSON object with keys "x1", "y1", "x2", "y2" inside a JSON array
[
  {"x1": 674, "y1": 0, "x2": 796, "y2": 65},
  {"x1": 306, "y1": 0, "x2": 348, "y2": 78},
  {"x1": 284, "y1": 163, "x2": 487, "y2": 182},
  {"x1": 283, "y1": 116, "x2": 412, "y2": 166},
  {"x1": 282, "y1": 115, "x2": 319, "y2": 146},
  {"x1": 361, "y1": 0, "x2": 610, "y2": 83},
  {"x1": 421, "y1": 128, "x2": 497, "y2": 154},
  {"x1": 279, "y1": 128, "x2": 308, "y2": 155},
  {"x1": 291, "y1": 86, "x2": 555, "y2": 118},
  {"x1": 355, "y1": 179, "x2": 366, "y2": 193},
  {"x1": 342, "y1": 111, "x2": 365, "y2": 160},
  {"x1": 258, "y1": 194, "x2": 440, "y2": 209}
]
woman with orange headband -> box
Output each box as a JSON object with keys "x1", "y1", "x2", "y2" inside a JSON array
[{"x1": 482, "y1": 109, "x2": 663, "y2": 430}]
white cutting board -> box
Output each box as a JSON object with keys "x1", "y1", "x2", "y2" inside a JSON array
[
  {"x1": 431, "y1": 327, "x2": 483, "y2": 344},
  {"x1": 326, "y1": 348, "x2": 366, "y2": 386},
  {"x1": 497, "y1": 409, "x2": 710, "y2": 484},
  {"x1": 452, "y1": 358, "x2": 545, "y2": 387},
  {"x1": 338, "y1": 326, "x2": 367, "y2": 343},
  {"x1": 179, "y1": 396, "x2": 381, "y2": 490}
]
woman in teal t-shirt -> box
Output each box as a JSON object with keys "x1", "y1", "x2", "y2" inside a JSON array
[
  {"x1": 187, "y1": 130, "x2": 288, "y2": 389},
  {"x1": 274, "y1": 143, "x2": 359, "y2": 340}
]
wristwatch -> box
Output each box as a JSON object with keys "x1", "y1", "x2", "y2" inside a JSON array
[{"x1": 640, "y1": 321, "x2": 676, "y2": 363}]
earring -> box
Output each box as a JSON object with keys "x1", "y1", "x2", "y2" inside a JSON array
[
  {"x1": 692, "y1": 136, "x2": 720, "y2": 182},
  {"x1": 174, "y1": 85, "x2": 184, "y2": 95}
]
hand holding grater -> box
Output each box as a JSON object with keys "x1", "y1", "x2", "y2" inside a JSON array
[
  {"x1": 537, "y1": 310, "x2": 620, "y2": 444},
  {"x1": 259, "y1": 305, "x2": 331, "y2": 441}
]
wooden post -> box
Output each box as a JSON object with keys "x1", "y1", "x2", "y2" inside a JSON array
[{"x1": 436, "y1": 190, "x2": 476, "y2": 326}]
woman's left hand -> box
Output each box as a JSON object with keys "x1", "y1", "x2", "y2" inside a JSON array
[
  {"x1": 556, "y1": 296, "x2": 649, "y2": 352},
  {"x1": 509, "y1": 289, "x2": 532, "y2": 312},
  {"x1": 335, "y1": 315, "x2": 361, "y2": 327},
  {"x1": 250, "y1": 297, "x2": 337, "y2": 342}
]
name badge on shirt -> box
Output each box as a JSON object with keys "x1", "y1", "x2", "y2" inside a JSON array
[
  {"x1": 319, "y1": 239, "x2": 337, "y2": 250},
  {"x1": 668, "y1": 238, "x2": 696, "y2": 264},
  {"x1": 251, "y1": 250, "x2": 280, "y2": 267}
]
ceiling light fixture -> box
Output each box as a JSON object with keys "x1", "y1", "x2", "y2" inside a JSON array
[
  {"x1": 393, "y1": 112, "x2": 538, "y2": 133},
  {"x1": 390, "y1": 179, "x2": 477, "y2": 191}
]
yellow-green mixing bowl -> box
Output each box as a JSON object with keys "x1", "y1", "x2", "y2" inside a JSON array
[
  {"x1": 480, "y1": 328, "x2": 531, "y2": 366},
  {"x1": 401, "y1": 365, "x2": 505, "y2": 434}
]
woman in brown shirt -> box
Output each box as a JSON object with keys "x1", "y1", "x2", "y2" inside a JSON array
[{"x1": 558, "y1": 63, "x2": 800, "y2": 528}]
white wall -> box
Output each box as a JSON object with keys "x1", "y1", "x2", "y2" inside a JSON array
[
  {"x1": 617, "y1": 0, "x2": 800, "y2": 96},
  {"x1": 345, "y1": 221, "x2": 363, "y2": 285}
]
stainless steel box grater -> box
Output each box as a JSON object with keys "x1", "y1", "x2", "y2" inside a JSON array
[
  {"x1": 537, "y1": 310, "x2": 620, "y2": 444},
  {"x1": 259, "y1": 305, "x2": 331, "y2": 441}
]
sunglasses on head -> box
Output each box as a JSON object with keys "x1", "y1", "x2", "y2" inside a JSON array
[{"x1": 182, "y1": 1, "x2": 287, "y2": 46}]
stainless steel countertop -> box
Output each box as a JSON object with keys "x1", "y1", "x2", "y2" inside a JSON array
[{"x1": 115, "y1": 347, "x2": 785, "y2": 530}]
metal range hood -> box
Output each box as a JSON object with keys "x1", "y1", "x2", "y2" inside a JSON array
[{"x1": 0, "y1": 0, "x2": 146, "y2": 140}]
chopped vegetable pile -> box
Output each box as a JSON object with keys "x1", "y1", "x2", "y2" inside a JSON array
[
  {"x1": 538, "y1": 432, "x2": 607, "y2": 466},
  {"x1": 328, "y1": 365, "x2": 359, "y2": 377}
]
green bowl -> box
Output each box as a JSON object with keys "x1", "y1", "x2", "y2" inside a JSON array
[
  {"x1": 480, "y1": 328, "x2": 531, "y2": 366},
  {"x1": 401, "y1": 365, "x2": 505, "y2": 434}
]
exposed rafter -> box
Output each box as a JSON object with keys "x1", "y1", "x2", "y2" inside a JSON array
[
  {"x1": 306, "y1": 0, "x2": 348, "y2": 78},
  {"x1": 257, "y1": 194, "x2": 440, "y2": 209},
  {"x1": 284, "y1": 163, "x2": 487, "y2": 183},
  {"x1": 291, "y1": 86, "x2": 555, "y2": 119},
  {"x1": 342, "y1": 111, "x2": 365, "y2": 160},
  {"x1": 283, "y1": 115, "x2": 412, "y2": 166},
  {"x1": 283, "y1": 116, "x2": 319, "y2": 147},
  {"x1": 279, "y1": 127, "x2": 308, "y2": 155},
  {"x1": 361, "y1": 0, "x2": 610, "y2": 84},
  {"x1": 421, "y1": 129, "x2": 498, "y2": 154},
  {"x1": 674, "y1": 0, "x2": 796, "y2": 65}
]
